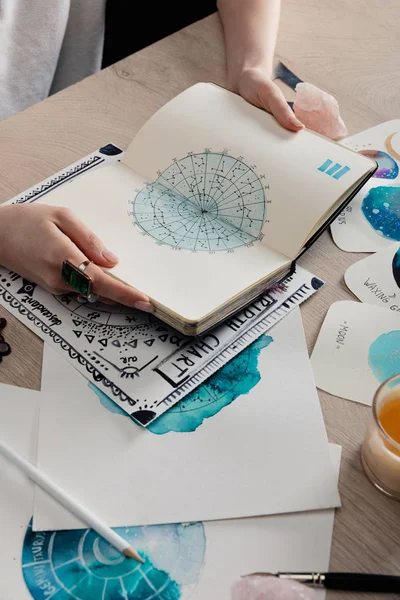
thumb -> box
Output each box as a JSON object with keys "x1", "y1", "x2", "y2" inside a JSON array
[
  {"x1": 261, "y1": 83, "x2": 304, "y2": 132},
  {"x1": 53, "y1": 207, "x2": 119, "y2": 267}
]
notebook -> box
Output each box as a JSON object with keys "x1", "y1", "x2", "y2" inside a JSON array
[{"x1": 37, "y1": 82, "x2": 376, "y2": 334}]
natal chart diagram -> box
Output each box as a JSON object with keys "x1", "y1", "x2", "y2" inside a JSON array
[
  {"x1": 130, "y1": 152, "x2": 269, "y2": 252},
  {"x1": 23, "y1": 520, "x2": 206, "y2": 600}
]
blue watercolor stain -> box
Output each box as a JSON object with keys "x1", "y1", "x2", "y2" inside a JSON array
[
  {"x1": 89, "y1": 382, "x2": 128, "y2": 416},
  {"x1": 361, "y1": 186, "x2": 400, "y2": 241},
  {"x1": 368, "y1": 331, "x2": 400, "y2": 383},
  {"x1": 149, "y1": 335, "x2": 273, "y2": 435},
  {"x1": 90, "y1": 335, "x2": 273, "y2": 434},
  {"x1": 392, "y1": 247, "x2": 400, "y2": 288},
  {"x1": 22, "y1": 519, "x2": 205, "y2": 600},
  {"x1": 359, "y1": 150, "x2": 399, "y2": 179}
]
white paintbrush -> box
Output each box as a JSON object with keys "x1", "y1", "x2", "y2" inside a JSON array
[{"x1": 0, "y1": 438, "x2": 144, "y2": 563}]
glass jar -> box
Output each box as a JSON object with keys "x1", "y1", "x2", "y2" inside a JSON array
[{"x1": 361, "y1": 373, "x2": 400, "y2": 501}]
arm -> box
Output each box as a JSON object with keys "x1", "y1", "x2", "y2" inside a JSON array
[{"x1": 217, "y1": 0, "x2": 303, "y2": 131}]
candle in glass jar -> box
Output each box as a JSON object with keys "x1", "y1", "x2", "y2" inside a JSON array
[
  {"x1": 361, "y1": 376, "x2": 400, "y2": 501},
  {"x1": 379, "y1": 396, "x2": 400, "y2": 446}
]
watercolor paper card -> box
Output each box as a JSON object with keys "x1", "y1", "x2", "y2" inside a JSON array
[
  {"x1": 311, "y1": 301, "x2": 400, "y2": 405},
  {"x1": 0, "y1": 384, "x2": 39, "y2": 600},
  {"x1": 34, "y1": 309, "x2": 340, "y2": 531},
  {"x1": 331, "y1": 120, "x2": 400, "y2": 252},
  {"x1": 345, "y1": 246, "x2": 400, "y2": 312}
]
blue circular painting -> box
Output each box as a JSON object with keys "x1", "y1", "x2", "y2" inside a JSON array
[
  {"x1": 368, "y1": 330, "x2": 400, "y2": 383},
  {"x1": 359, "y1": 150, "x2": 399, "y2": 179},
  {"x1": 131, "y1": 152, "x2": 266, "y2": 251},
  {"x1": 361, "y1": 186, "x2": 400, "y2": 241},
  {"x1": 22, "y1": 520, "x2": 205, "y2": 599}
]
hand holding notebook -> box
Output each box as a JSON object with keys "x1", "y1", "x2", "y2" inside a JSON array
[{"x1": 37, "y1": 83, "x2": 376, "y2": 334}]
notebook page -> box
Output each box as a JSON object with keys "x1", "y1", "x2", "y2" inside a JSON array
[
  {"x1": 123, "y1": 83, "x2": 375, "y2": 259},
  {"x1": 36, "y1": 162, "x2": 290, "y2": 322}
]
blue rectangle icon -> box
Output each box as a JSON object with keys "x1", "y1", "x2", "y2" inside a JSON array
[
  {"x1": 332, "y1": 165, "x2": 351, "y2": 179},
  {"x1": 318, "y1": 159, "x2": 333, "y2": 173},
  {"x1": 326, "y1": 163, "x2": 342, "y2": 176},
  {"x1": 318, "y1": 159, "x2": 350, "y2": 180}
]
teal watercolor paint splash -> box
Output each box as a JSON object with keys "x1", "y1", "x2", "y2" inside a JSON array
[
  {"x1": 368, "y1": 330, "x2": 400, "y2": 383},
  {"x1": 22, "y1": 520, "x2": 205, "y2": 600},
  {"x1": 91, "y1": 334, "x2": 273, "y2": 435},
  {"x1": 89, "y1": 382, "x2": 128, "y2": 416},
  {"x1": 149, "y1": 335, "x2": 273, "y2": 434},
  {"x1": 361, "y1": 186, "x2": 400, "y2": 241}
]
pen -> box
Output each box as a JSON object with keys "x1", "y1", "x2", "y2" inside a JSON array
[
  {"x1": 0, "y1": 438, "x2": 144, "y2": 564},
  {"x1": 241, "y1": 572, "x2": 400, "y2": 593}
]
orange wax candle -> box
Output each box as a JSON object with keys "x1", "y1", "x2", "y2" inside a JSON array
[
  {"x1": 361, "y1": 376, "x2": 400, "y2": 501},
  {"x1": 378, "y1": 394, "x2": 400, "y2": 449}
]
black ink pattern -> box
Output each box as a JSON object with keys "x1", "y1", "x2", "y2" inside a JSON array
[{"x1": 17, "y1": 279, "x2": 37, "y2": 297}]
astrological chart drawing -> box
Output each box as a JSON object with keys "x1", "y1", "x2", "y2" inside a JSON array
[
  {"x1": 91, "y1": 334, "x2": 273, "y2": 435},
  {"x1": 52, "y1": 293, "x2": 182, "y2": 374},
  {"x1": 130, "y1": 151, "x2": 268, "y2": 252},
  {"x1": 0, "y1": 270, "x2": 188, "y2": 425},
  {"x1": 0, "y1": 264, "x2": 319, "y2": 426},
  {"x1": 22, "y1": 520, "x2": 206, "y2": 600}
]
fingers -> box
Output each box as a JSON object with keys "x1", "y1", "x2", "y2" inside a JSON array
[
  {"x1": 41, "y1": 224, "x2": 152, "y2": 312},
  {"x1": 259, "y1": 81, "x2": 304, "y2": 132},
  {"x1": 97, "y1": 296, "x2": 117, "y2": 305},
  {"x1": 84, "y1": 262, "x2": 153, "y2": 311},
  {"x1": 56, "y1": 260, "x2": 152, "y2": 311},
  {"x1": 53, "y1": 207, "x2": 119, "y2": 268}
]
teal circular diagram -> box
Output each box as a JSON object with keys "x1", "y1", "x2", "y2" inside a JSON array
[
  {"x1": 131, "y1": 152, "x2": 267, "y2": 251},
  {"x1": 22, "y1": 520, "x2": 205, "y2": 600}
]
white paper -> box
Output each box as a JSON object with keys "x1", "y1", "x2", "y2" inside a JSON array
[
  {"x1": 311, "y1": 301, "x2": 400, "y2": 405},
  {"x1": 34, "y1": 309, "x2": 340, "y2": 531},
  {"x1": 331, "y1": 120, "x2": 400, "y2": 252},
  {"x1": 193, "y1": 444, "x2": 341, "y2": 600},
  {"x1": 0, "y1": 385, "x2": 39, "y2": 600},
  {"x1": 345, "y1": 246, "x2": 400, "y2": 312},
  {"x1": 0, "y1": 381, "x2": 339, "y2": 600}
]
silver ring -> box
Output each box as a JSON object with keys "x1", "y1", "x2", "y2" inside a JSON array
[
  {"x1": 76, "y1": 292, "x2": 99, "y2": 304},
  {"x1": 77, "y1": 260, "x2": 93, "y2": 273},
  {"x1": 87, "y1": 292, "x2": 99, "y2": 304}
]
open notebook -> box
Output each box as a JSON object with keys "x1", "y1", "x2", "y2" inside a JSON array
[{"x1": 38, "y1": 83, "x2": 376, "y2": 334}]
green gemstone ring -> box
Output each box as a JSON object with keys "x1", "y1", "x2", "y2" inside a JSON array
[{"x1": 61, "y1": 260, "x2": 93, "y2": 297}]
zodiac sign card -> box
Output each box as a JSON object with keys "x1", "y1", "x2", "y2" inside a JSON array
[{"x1": 311, "y1": 301, "x2": 400, "y2": 405}]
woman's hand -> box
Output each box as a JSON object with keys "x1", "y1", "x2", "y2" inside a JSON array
[
  {"x1": 0, "y1": 203, "x2": 152, "y2": 311},
  {"x1": 218, "y1": 0, "x2": 304, "y2": 131},
  {"x1": 234, "y1": 66, "x2": 303, "y2": 132}
]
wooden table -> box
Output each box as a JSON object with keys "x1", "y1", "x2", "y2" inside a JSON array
[{"x1": 0, "y1": 3, "x2": 399, "y2": 598}]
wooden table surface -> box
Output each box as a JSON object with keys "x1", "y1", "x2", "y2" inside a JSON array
[{"x1": 0, "y1": 2, "x2": 399, "y2": 598}]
